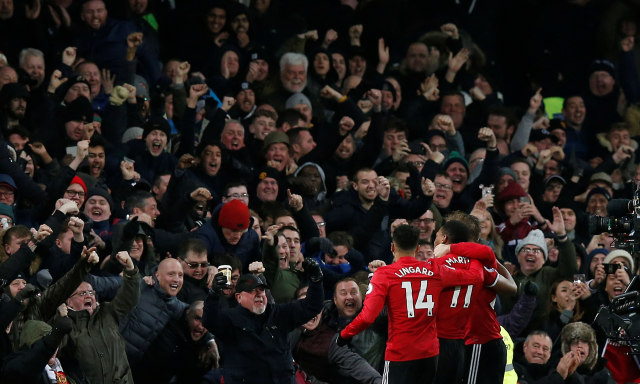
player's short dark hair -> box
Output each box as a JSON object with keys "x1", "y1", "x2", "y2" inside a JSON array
[
  {"x1": 445, "y1": 211, "x2": 480, "y2": 242},
  {"x1": 440, "y1": 220, "x2": 469, "y2": 244},
  {"x1": 392, "y1": 224, "x2": 420, "y2": 252}
]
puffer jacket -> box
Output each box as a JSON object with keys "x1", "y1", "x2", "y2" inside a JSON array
[
  {"x1": 61, "y1": 267, "x2": 140, "y2": 384},
  {"x1": 119, "y1": 278, "x2": 188, "y2": 366}
]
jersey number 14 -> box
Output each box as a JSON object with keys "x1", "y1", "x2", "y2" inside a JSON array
[{"x1": 401, "y1": 280, "x2": 434, "y2": 318}]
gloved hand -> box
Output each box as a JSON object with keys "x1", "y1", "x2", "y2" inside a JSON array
[
  {"x1": 335, "y1": 332, "x2": 350, "y2": 347},
  {"x1": 524, "y1": 281, "x2": 539, "y2": 296},
  {"x1": 109, "y1": 86, "x2": 130, "y2": 106},
  {"x1": 15, "y1": 284, "x2": 38, "y2": 301},
  {"x1": 43, "y1": 316, "x2": 73, "y2": 349},
  {"x1": 302, "y1": 258, "x2": 323, "y2": 283},
  {"x1": 210, "y1": 272, "x2": 228, "y2": 295}
]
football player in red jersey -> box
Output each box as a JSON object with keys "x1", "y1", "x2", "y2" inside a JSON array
[
  {"x1": 433, "y1": 215, "x2": 518, "y2": 384},
  {"x1": 337, "y1": 224, "x2": 483, "y2": 384}
]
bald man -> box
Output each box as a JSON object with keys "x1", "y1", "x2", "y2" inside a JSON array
[{"x1": 120, "y1": 258, "x2": 189, "y2": 372}]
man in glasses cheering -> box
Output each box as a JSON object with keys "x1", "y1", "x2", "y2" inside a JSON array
[{"x1": 62, "y1": 249, "x2": 140, "y2": 384}]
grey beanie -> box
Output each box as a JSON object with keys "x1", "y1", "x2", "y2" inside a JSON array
[
  {"x1": 515, "y1": 229, "x2": 548, "y2": 260},
  {"x1": 122, "y1": 126, "x2": 144, "y2": 143},
  {"x1": 285, "y1": 92, "x2": 312, "y2": 109},
  {"x1": 604, "y1": 249, "x2": 635, "y2": 272}
]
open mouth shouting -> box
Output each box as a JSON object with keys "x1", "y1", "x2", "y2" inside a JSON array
[{"x1": 150, "y1": 140, "x2": 164, "y2": 155}]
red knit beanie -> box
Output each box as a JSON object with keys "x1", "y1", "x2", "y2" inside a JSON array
[
  {"x1": 496, "y1": 180, "x2": 526, "y2": 203},
  {"x1": 218, "y1": 199, "x2": 250, "y2": 230},
  {"x1": 70, "y1": 176, "x2": 88, "y2": 195}
]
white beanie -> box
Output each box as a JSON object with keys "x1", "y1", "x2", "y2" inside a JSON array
[
  {"x1": 604, "y1": 249, "x2": 635, "y2": 272},
  {"x1": 515, "y1": 230, "x2": 548, "y2": 260}
]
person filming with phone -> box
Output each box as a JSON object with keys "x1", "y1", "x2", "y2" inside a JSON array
[
  {"x1": 579, "y1": 249, "x2": 634, "y2": 320},
  {"x1": 495, "y1": 180, "x2": 551, "y2": 262}
]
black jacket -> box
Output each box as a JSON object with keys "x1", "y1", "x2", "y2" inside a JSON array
[{"x1": 202, "y1": 280, "x2": 324, "y2": 384}]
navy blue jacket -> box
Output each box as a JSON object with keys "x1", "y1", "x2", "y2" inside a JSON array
[{"x1": 192, "y1": 209, "x2": 261, "y2": 270}]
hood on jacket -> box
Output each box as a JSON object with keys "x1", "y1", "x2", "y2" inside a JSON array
[{"x1": 293, "y1": 162, "x2": 327, "y2": 201}]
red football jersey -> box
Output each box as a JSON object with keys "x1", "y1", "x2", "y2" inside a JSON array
[
  {"x1": 437, "y1": 243, "x2": 498, "y2": 340},
  {"x1": 340, "y1": 256, "x2": 482, "y2": 361},
  {"x1": 464, "y1": 265, "x2": 501, "y2": 345}
]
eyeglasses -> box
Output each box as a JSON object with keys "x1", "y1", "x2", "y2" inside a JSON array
[
  {"x1": 413, "y1": 218, "x2": 435, "y2": 224},
  {"x1": 520, "y1": 247, "x2": 542, "y2": 255},
  {"x1": 226, "y1": 193, "x2": 249, "y2": 199},
  {"x1": 184, "y1": 261, "x2": 209, "y2": 269},
  {"x1": 0, "y1": 191, "x2": 14, "y2": 197},
  {"x1": 65, "y1": 190, "x2": 85, "y2": 197},
  {"x1": 71, "y1": 290, "x2": 95, "y2": 297},
  {"x1": 315, "y1": 221, "x2": 326, "y2": 227},
  {"x1": 408, "y1": 161, "x2": 425, "y2": 169},
  {"x1": 434, "y1": 182, "x2": 453, "y2": 191}
]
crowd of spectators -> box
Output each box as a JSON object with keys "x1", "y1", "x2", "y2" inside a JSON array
[{"x1": 0, "y1": 0, "x2": 640, "y2": 382}]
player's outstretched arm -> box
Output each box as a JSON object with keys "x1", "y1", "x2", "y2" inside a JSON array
[{"x1": 489, "y1": 261, "x2": 517, "y2": 295}]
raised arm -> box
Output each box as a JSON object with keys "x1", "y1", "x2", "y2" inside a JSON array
[{"x1": 490, "y1": 261, "x2": 517, "y2": 295}]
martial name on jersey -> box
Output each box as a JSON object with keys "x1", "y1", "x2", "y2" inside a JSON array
[{"x1": 443, "y1": 256, "x2": 471, "y2": 267}]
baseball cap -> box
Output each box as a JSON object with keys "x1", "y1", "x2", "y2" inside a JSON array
[
  {"x1": 0, "y1": 174, "x2": 16, "y2": 190},
  {"x1": 235, "y1": 274, "x2": 268, "y2": 293}
]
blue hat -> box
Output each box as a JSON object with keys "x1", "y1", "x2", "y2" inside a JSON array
[{"x1": 0, "y1": 174, "x2": 16, "y2": 190}]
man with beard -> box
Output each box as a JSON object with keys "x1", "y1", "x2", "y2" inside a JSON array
[
  {"x1": 265, "y1": 52, "x2": 323, "y2": 117},
  {"x1": 84, "y1": 136, "x2": 109, "y2": 190},
  {"x1": 0, "y1": 82, "x2": 29, "y2": 132},
  {"x1": 231, "y1": 82, "x2": 257, "y2": 126},
  {"x1": 202, "y1": 258, "x2": 324, "y2": 384}
]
